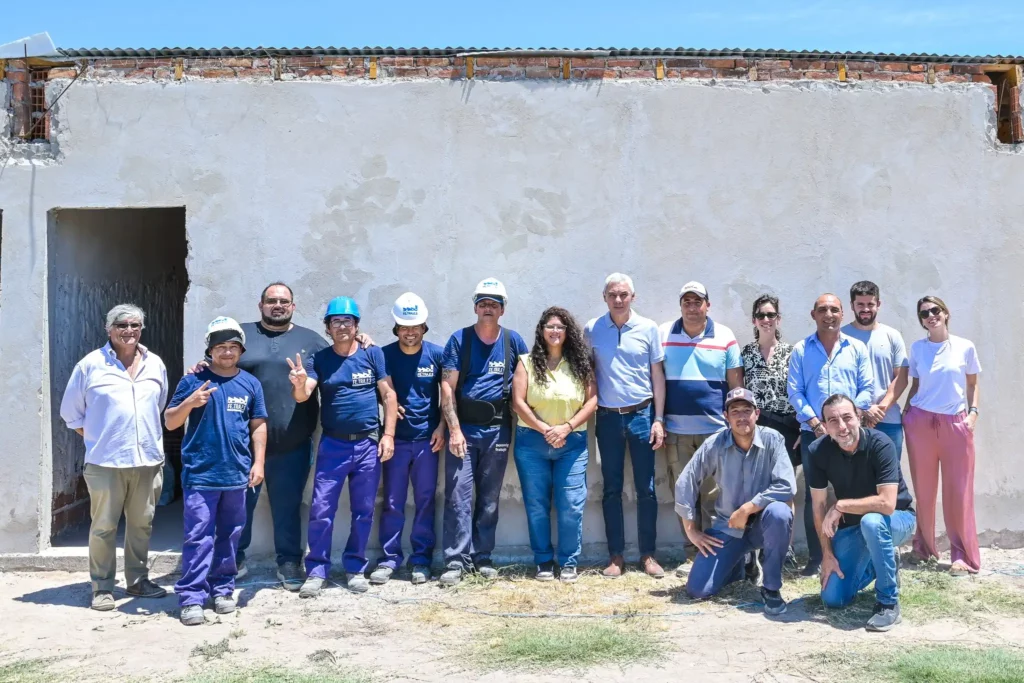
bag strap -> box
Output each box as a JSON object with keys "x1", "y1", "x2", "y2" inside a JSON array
[
  {"x1": 456, "y1": 326, "x2": 474, "y2": 397},
  {"x1": 502, "y1": 326, "x2": 512, "y2": 403}
]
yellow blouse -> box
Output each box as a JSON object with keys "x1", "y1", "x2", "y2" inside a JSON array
[{"x1": 521, "y1": 354, "x2": 586, "y2": 431}]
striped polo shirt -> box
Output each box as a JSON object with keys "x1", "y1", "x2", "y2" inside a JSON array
[{"x1": 659, "y1": 317, "x2": 742, "y2": 435}]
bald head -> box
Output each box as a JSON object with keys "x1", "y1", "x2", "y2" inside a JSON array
[{"x1": 811, "y1": 293, "x2": 844, "y2": 337}]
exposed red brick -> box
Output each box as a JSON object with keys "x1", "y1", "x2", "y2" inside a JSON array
[
  {"x1": 933, "y1": 64, "x2": 952, "y2": 72},
  {"x1": 200, "y1": 68, "x2": 236, "y2": 78},
  {"x1": 393, "y1": 67, "x2": 429, "y2": 78},
  {"x1": 769, "y1": 70, "x2": 802, "y2": 80},
  {"x1": 342, "y1": 67, "x2": 368, "y2": 77},
  {"x1": 879, "y1": 62, "x2": 910, "y2": 72},
  {"x1": 715, "y1": 68, "x2": 749, "y2": 79},
  {"x1": 295, "y1": 67, "x2": 329, "y2": 77},
  {"x1": 893, "y1": 73, "x2": 926, "y2": 82},
  {"x1": 103, "y1": 58, "x2": 138, "y2": 68},
  {"x1": 803, "y1": 71, "x2": 836, "y2": 80},
  {"x1": 622, "y1": 70, "x2": 655, "y2": 78},
  {"x1": 47, "y1": 68, "x2": 79, "y2": 79},
  {"x1": 413, "y1": 57, "x2": 451, "y2": 66},
  {"x1": 321, "y1": 57, "x2": 356, "y2": 66},
  {"x1": 475, "y1": 57, "x2": 511, "y2": 66},
  {"x1": 702, "y1": 59, "x2": 736, "y2": 68},
  {"x1": 937, "y1": 73, "x2": 970, "y2": 83},
  {"x1": 152, "y1": 68, "x2": 173, "y2": 80},
  {"x1": 236, "y1": 68, "x2": 274, "y2": 78},
  {"x1": 733, "y1": 59, "x2": 750, "y2": 67},
  {"x1": 847, "y1": 62, "x2": 877, "y2": 72},
  {"x1": 792, "y1": 59, "x2": 825, "y2": 70},
  {"x1": 216, "y1": 57, "x2": 252, "y2": 68},
  {"x1": 755, "y1": 59, "x2": 792, "y2": 69},
  {"x1": 952, "y1": 64, "x2": 985, "y2": 74},
  {"x1": 667, "y1": 68, "x2": 715, "y2": 79},
  {"x1": 972, "y1": 74, "x2": 992, "y2": 83},
  {"x1": 524, "y1": 67, "x2": 560, "y2": 79},
  {"x1": 145, "y1": 58, "x2": 175, "y2": 67},
  {"x1": 605, "y1": 59, "x2": 641, "y2": 67},
  {"x1": 125, "y1": 68, "x2": 155, "y2": 79},
  {"x1": 909, "y1": 63, "x2": 926, "y2": 72},
  {"x1": 284, "y1": 56, "x2": 323, "y2": 67},
  {"x1": 823, "y1": 61, "x2": 838, "y2": 70},
  {"x1": 859, "y1": 72, "x2": 894, "y2": 81},
  {"x1": 662, "y1": 58, "x2": 703, "y2": 68},
  {"x1": 571, "y1": 68, "x2": 607, "y2": 79},
  {"x1": 6, "y1": 67, "x2": 29, "y2": 82}
]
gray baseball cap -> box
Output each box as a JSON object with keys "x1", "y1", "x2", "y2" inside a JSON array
[{"x1": 725, "y1": 387, "x2": 757, "y2": 409}]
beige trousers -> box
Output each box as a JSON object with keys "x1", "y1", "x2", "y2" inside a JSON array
[
  {"x1": 665, "y1": 432, "x2": 719, "y2": 534},
  {"x1": 83, "y1": 463, "x2": 163, "y2": 592}
]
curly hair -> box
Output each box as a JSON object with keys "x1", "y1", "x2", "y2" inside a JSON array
[{"x1": 529, "y1": 307, "x2": 593, "y2": 388}]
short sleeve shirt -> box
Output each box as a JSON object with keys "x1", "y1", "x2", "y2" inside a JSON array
[
  {"x1": 306, "y1": 346, "x2": 389, "y2": 435},
  {"x1": 382, "y1": 341, "x2": 444, "y2": 441},
  {"x1": 584, "y1": 311, "x2": 664, "y2": 409},
  {"x1": 841, "y1": 323, "x2": 909, "y2": 425},
  {"x1": 168, "y1": 368, "x2": 268, "y2": 490},
  {"x1": 741, "y1": 341, "x2": 795, "y2": 415},
  {"x1": 441, "y1": 327, "x2": 529, "y2": 403},
  {"x1": 807, "y1": 427, "x2": 914, "y2": 529},
  {"x1": 908, "y1": 335, "x2": 982, "y2": 415}
]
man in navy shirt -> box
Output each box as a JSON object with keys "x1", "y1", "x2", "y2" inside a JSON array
[
  {"x1": 165, "y1": 317, "x2": 267, "y2": 626},
  {"x1": 370, "y1": 293, "x2": 446, "y2": 586},
  {"x1": 291, "y1": 296, "x2": 397, "y2": 596},
  {"x1": 439, "y1": 278, "x2": 529, "y2": 587}
]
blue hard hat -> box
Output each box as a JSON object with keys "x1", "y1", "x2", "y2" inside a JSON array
[{"x1": 324, "y1": 296, "x2": 361, "y2": 322}]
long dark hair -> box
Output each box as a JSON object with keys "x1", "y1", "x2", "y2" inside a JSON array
[
  {"x1": 751, "y1": 293, "x2": 782, "y2": 341},
  {"x1": 530, "y1": 307, "x2": 593, "y2": 388}
]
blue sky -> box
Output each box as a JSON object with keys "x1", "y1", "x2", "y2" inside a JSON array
[{"x1": 5, "y1": 0, "x2": 1023, "y2": 56}]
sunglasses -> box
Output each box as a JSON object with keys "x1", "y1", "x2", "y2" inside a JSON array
[
  {"x1": 754, "y1": 312, "x2": 778, "y2": 321},
  {"x1": 918, "y1": 306, "x2": 943, "y2": 320},
  {"x1": 114, "y1": 322, "x2": 142, "y2": 330}
]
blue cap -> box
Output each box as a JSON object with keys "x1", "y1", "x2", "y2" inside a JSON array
[{"x1": 324, "y1": 296, "x2": 360, "y2": 322}]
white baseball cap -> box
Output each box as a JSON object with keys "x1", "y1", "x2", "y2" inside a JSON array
[
  {"x1": 205, "y1": 316, "x2": 246, "y2": 352},
  {"x1": 679, "y1": 281, "x2": 709, "y2": 301},
  {"x1": 392, "y1": 292, "x2": 429, "y2": 327}
]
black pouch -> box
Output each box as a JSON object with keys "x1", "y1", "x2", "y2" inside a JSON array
[{"x1": 455, "y1": 325, "x2": 513, "y2": 427}]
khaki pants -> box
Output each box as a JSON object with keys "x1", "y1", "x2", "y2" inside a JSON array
[
  {"x1": 665, "y1": 432, "x2": 719, "y2": 535},
  {"x1": 83, "y1": 463, "x2": 163, "y2": 592}
]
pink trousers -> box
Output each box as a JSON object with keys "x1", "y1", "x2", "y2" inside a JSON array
[{"x1": 903, "y1": 406, "x2": 981, "y2": 572}]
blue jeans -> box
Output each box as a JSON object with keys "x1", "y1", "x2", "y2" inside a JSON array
[
  {"x1": 800, "y1": 431, "x2": 823, "y2": 565},
  {"x1": 874, "y1": 422, "x2": 905, "y2": 458},
  {"x1": 595, "y1": 405, "x2": 657, "y2": 556},
  {"x1": 821, "y1": 509, "x2": 917, "y2": 607},
  {"x1": 687, "y1": 501, "x2": 793, "y2": 597},
  {"x1": 237, "y1": 441, "x2": 313, "y2": 567},
  {"x1": 176, "y1": 488, "x2": 246, "y2": 607},
  {"x1": 513, "y1": 427, "x2": 589, "y2": 568}
]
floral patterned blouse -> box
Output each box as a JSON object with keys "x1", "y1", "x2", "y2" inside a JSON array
[{"x1": 741, "y1": 341, "x2": 795, "y2": 415}]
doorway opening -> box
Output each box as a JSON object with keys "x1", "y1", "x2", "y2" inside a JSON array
[{"x1": 48, "y1": 207, "x2": 188, "y2": 549}]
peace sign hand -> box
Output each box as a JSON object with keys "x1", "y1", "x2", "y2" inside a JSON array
[
  {"x1": 188, "y1": 380, "x2": 217, "y2": 408},
  {"x1": 286, "y1": 353, "x2": 308, "y2": 388}
]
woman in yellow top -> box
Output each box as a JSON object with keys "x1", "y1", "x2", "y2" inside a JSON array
[{"x1": 511, "y1": 306, "x2": 598, "y2": 583}]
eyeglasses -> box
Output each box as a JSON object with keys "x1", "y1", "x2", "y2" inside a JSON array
[
  {"x1": 263, "y1": 298, "x2": 293, "y2": 306},
  {"x1": 754, "y1": 312, "x2": 778, "y2": 320},
  {"x1": 328, "y1": 318, "x2": 356, "y2": 329},
  {"x1": 543, "y1": 325, "x2": 567, "y2": 332},
  {"x1": 113, "y1": 322, "x2": 142, "y2": 330},
  {"x1": 918, "y1": 306, "x2": 943, "y2": 320}
]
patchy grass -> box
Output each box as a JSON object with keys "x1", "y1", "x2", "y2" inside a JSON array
[
  {"x1": 470, "y1": 620, "x2": 661, "y2": 671},
  {"x1": 190, "y1": 637, "x2": 233, "y2": 660},
  {"x1": 0, "y1": 658, "x2": 57, "y2": 683},
  {"x1": 185, "y1": 665, "x2": 373, "y2": 683},
  {"x1": 802, "y1": 645, "x2": 1024, "y2": 683}
]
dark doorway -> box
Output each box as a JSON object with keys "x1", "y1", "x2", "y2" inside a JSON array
[{"x1": 47, "y1": 207, "x2": 188, "y2": 544}]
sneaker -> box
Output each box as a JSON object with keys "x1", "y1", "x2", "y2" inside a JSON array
[
  {"x1": 866, "y1": 602, "x2": 902, "y2": 631},
  {"x1": 602, "y1": 555, "x2": 625, "y2": 579},
  {"x1": 346, "y1": 573, "x2": 370, "y2": 593},
  {"x1": 180, "y1": 604, "x2": 205, "y2": 626},
  {"x1": 800, "y1": 561, "x2": 821, "y2": 578},
  {"x1": 299, "y1": 576, "x2": 324, "y2": 598},
  {"x1": 559, "y1": 566, "x2": 579, "y2": 584},
  {"x1": 236, "y1": 561, "x2": 248, "y2": 580},
  {"x1": 277, "y1": 562, "x2": 304, "y2": 592},
  {"x1": 410, "y1": 565, "x2": 431, "y2": 585},
  {"x1": 214, "y1": 595, "x2": 236, "y2": 614},
  {"x1": 784, "y1": 546, "x2": 799, "y2": 572},
  {"x1": 369, "y1": 566, "x2": 394, "y2": 585},
  {"x1": 125, "y1": 578, "x2": 167, "y2": 599},
  {"x1": 535, "y1": 561, "x2": 556, "y2": 582},
  {"x1": 761, "y1": 587, "x2": 788, "y2": 616},
  {"x1": 641, "y1": 555, "x2": 665, "y2": 579},
  {"x1": 745, "y1": 552, "x2": 763, "y2": 586},
  {"x1": 674, "y1": 556, "x2": 690, "y2": 578},
  {"x1": 91, "y1": 590, "x2": 115, "y2": 611},
  {"x1": 475, "y1": 561, "x2": 499, "y2": 580},
  {"x1": 439, "y1": 567, "x2": 463, "y2": 587}
]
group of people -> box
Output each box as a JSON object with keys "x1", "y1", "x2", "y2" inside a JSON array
[{"x1": 59, "y1": 274, "x2": 982, "y2": 632}]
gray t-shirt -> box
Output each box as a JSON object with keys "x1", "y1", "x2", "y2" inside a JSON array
[{"x1": 841, "y1": 322, "x2": 908, "y2": 424}]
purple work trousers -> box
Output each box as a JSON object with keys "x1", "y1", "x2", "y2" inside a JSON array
[
  {"x1": 305, "y1": 436, "x2": 381, "y2": 578},
  {"x1": 175, "y1": 487, "x2": 247, "y2": 607},
  {"x1": 377, "y1": 439, "x2": 438, "y2": 569}
]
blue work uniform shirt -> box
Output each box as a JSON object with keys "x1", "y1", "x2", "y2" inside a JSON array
[
  {"x1": 584, "y1": 311, "x2": 664, "y2": 409},
  {"x1": 305, "y1": 345, "x2": 388, "y2": 436},
  {"x1": 383, "y1": 340, "x2": 444, "y2": 442},
  {"x1": 787, "y1": 332, "x2": 875, "y2": 431}
]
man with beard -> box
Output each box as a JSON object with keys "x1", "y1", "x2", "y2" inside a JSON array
[
  {"x1": 787, "y1": 293, "x2": 874, "y2": 577},
  {"x1": 841, "y1": 281, "x2": 909, "y2": 455}
]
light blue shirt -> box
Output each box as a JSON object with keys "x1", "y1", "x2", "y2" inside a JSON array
[
  {"x1": 59, "y1": 343, "x2": 168, "y2": 467},
  {"x1": 787, "y1": 332, "x2": 875, "y2": 431},
  {"x1": 841, "y1": 323, "x2": 909, "y2": 425},
  {"x1": 584, "y1": 311, "x2": 664, "y2": 409}
]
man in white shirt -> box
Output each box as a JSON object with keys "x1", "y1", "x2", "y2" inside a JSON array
[{"x1": 60, "y1": 304, "x2": 169, "y2": 611}]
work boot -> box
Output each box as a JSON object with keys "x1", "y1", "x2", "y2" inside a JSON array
[
  {"x1": 346, "y1": 573, "x2": 370, "y2": 593},
  {"x1": 91, "y1": 591, "x2": 115, "y2": 611},
  {"x1": 761, "y1": 587, "x2": 787, "y2": 616},
  {"x1": 277, "y1": 561, "x2": 304, "y2": 592},
  {"x1": 235, "y1": 560, "x2": 248, "y2": 580},
  {"x1": 125, "y1": 578, "x2": 167, "y2": 599},
  {"x1": 439, "y1": 567, "x2": 463, "y2": 588},
  {"x1": 559, "y1": 566, "x2": 579, "y2": 584},
  {"x1": 674, "y1": 555, "x2": 690, "y2": 578},
  {"x1": 866, "y1": 602, "x2": 902, "y2": 632},
  {"x1": 641, "y1": 555, "x2": 665, "y2": 579},
  {"x1": 214, "y1": 595, "x2": 236, "y2": 614},
  {"x1": 299, "y1": 576, "x2": 324, "y2": 598},
  {"x1": 369, "y1": 566, "x2": 394, "y2": 585},
  {"x1": 475, "y1": 560, "x2": 499, "y2": 580},
  {"x1": 410, "y1": 565, "x2": 431, "y2": 585},
  {"x1": 535, "y1": 561, "x2": 556, "y2": 582},
  {"x1": 602, "y1": 555, "x2": 626, "y2": 579},
  {"x1": 180, "y1": 604, "x2": 205, "y2": 626}
]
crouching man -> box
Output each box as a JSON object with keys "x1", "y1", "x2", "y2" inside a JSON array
[
  {"x1": 676, "y1": 387, "x2": 796, "y2": 616},
  {"x1": 165, "y1": 317, "x2": 267, "y2": 626},
  {"x1": 809, "y1": 393, "x2": 916, "y2": 632}
]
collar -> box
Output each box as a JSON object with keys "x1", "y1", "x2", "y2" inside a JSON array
[
  {"x1": 670, "y1": 317, "x2": 715, "y2": 339},
  {"x1": 724, "y1": 424, "x2": 764, "y2": 453},
  {"x1": 833, "y1": 428, "x2": 868, "y2": 458},
  {"x1": 103, "y1": 342, "x2": 148, "y2": 360},
  {"x1": 808, "y1": 331, "x2": 850, "y2": 351},
  {"x1": 603, "y1": 310, "x2": 635, "y2": 330}
]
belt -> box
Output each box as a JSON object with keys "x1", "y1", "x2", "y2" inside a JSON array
[
  {"x1": 324, "y1": 429, "x2": 378, "y2": 443},
  {"x1": 598, "y1": 398, "x2": 652, "y2": 415}
]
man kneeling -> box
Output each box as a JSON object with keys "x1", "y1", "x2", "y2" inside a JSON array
[
  {"x1": 809, "y1": 393, "x2": 916, "y2": 632},
  {"x1": 676, "y1": 388, "x2": 796, "y2": 615}
]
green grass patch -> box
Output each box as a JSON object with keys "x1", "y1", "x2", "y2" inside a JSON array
[
  {"x1": 0, "y1": 659, "x2": 57, "y2": 683},
  {"x1": 184, "y1": 664, "x2": 373, "y2": 683},
  {"x1": 471, "y1": 620, "x2": 661, "y2": 671},
  {"x1": 885, "y1": 646, "x2": 1024, "y2": 683}
]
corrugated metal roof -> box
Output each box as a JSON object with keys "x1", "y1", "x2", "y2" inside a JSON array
[{"x1": 54, "y1": 46, "x2": 1024, "y2": 63}]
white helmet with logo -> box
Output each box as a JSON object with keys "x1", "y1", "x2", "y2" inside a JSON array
[
  {"x1": 392, "y1": 292, "x2": 429, "y2": 327},
  {"x1": 205, "y1": 316, "x2": 246, "y2": 352},
  {"x1": 472, "y1": 278, "x2": 508, "y2": 306}
]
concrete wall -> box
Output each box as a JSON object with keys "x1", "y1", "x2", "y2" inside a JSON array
[{"x1": 1, "y1": 77, "x2": 1022, "y2": 557}]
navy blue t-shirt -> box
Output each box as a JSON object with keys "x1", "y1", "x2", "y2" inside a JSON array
[
  {"x1": 441, "y1": 327, "x2": 528, "y2": 403},
  {"x1": 383, "y1": 340, "x2": 444, "y2": 442},
  {"x1": 305, "y1": 345, "x2": 388, "y2": 435},
  {"x1": 169, "y1": 368, "x2": 268, "y2": 491}
]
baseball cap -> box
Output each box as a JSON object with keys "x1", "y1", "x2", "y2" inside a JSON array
[
  {"x1": 679, "y1": 281, "x2": 709, "y2": 301},
  {"x1": 724, "y1": 387, "x2": 757, "y2": 410}
]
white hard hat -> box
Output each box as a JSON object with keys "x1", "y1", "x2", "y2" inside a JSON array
[
  {"x1": 205, "y1": 316, "x2": 246, "y2": 351},
  {"x1": 392, "y1": 292, "x2": 429, "y2": 327},
  {"x1": 472, "y1": 278, "x2": 508, "y2": 305}
]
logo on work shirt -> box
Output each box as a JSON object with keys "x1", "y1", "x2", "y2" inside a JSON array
[
  {"x1": 487, "y1": 360, "x2": 505, "y2": 375},
  {"x1": 226, "y1": 396, "x2": 249, "y2": 413},
  {"x1": 416, "y1": 365, "x2": 435, "y2": 379},
  {"x1": 351, "y1": 370, "x2": 374, "y2": 387}
]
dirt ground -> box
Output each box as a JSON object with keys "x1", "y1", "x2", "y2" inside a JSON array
[{"x1": 1, "y1": 547, "x2": 1023, "y2": 683}]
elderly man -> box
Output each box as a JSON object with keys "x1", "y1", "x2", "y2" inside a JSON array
[
  {"x1": 787, "y1": 293, "x2": 874, "y2": 577},
  {"x1": 676, "y1": 388, "x2": 796, "y2": 615},
  {"x1": 809, "y1": 394, "x2": 916, "y2": 631},
  {"x1": 659, "y1": 281, "x2": 744, "y2": 576},
  {"x1": 585, "y1": 273, "x2": 667, "y2": 579},
  {"x1": 60, "y1": 304, "x2": 169, "y2": 611}
]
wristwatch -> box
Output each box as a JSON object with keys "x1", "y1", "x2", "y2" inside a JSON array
[
  {"x1": 969, "y1": 407, "x2": 979, "y2": 415},
  {"x1": 654, "y1": 416, "x2": 666, "y2": 424}
]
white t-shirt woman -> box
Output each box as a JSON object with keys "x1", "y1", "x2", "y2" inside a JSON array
[{"x1": 907, "y1": 336, "x2": 982, "y2": 415}]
